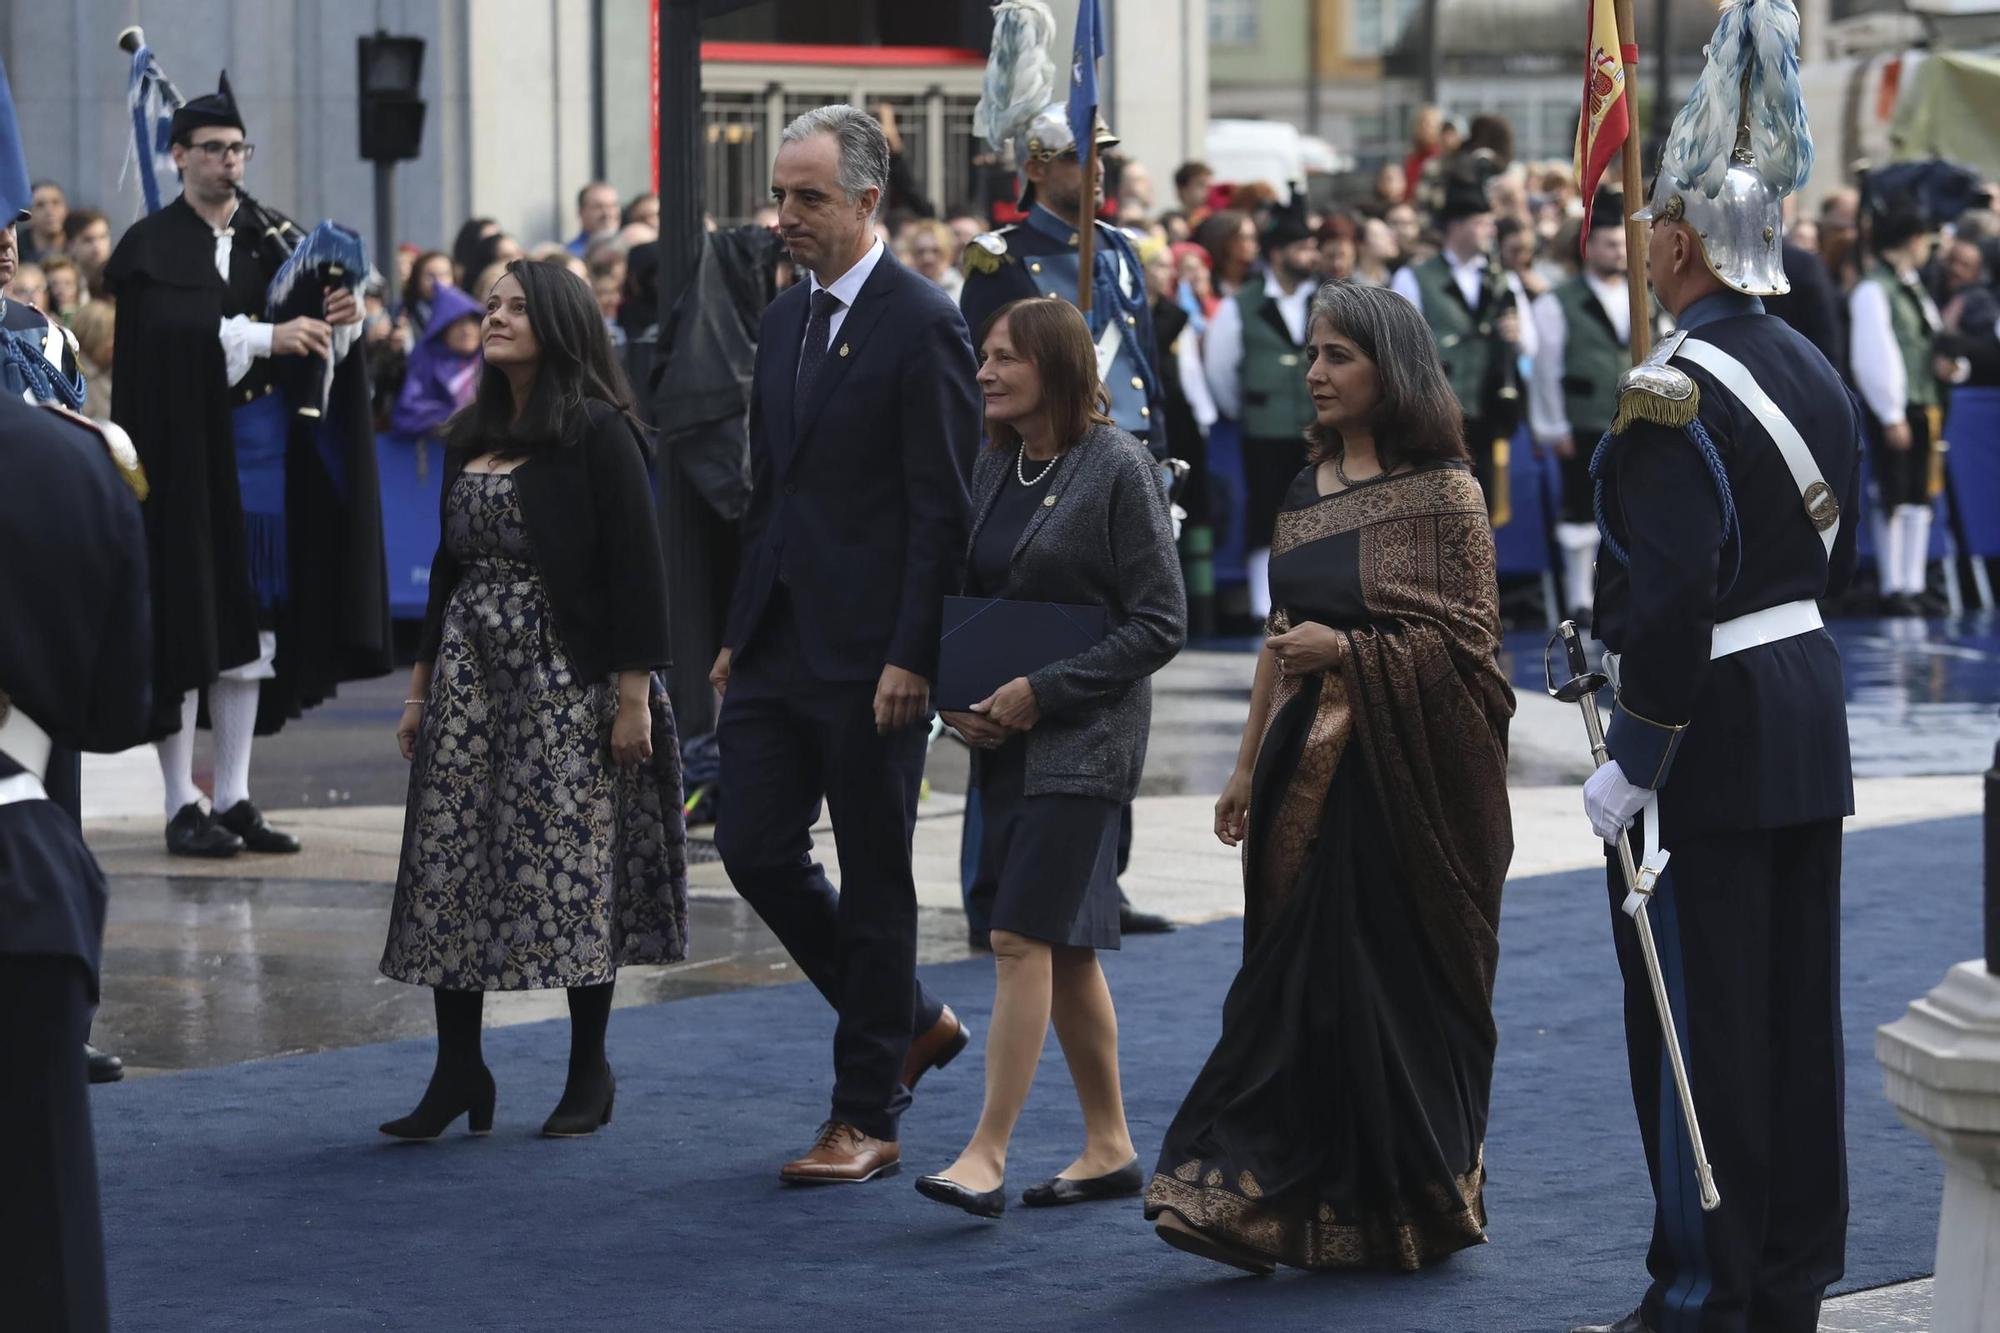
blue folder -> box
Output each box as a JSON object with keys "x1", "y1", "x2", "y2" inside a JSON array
[{"x1": 935, "y1": 595, "x2": 1108, "y2": 711}]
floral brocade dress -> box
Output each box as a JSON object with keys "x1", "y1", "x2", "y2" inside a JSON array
[{"x1": 380, "y1": 471, "x2": 688, "y2": 990}]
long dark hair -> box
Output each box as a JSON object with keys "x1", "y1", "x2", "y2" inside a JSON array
[
  {"x1": 450, "y1": 217, "x2": 498, "y2": 284},
  {"x1": 445, "y1": 259, "x2": 643, "y2": 459},
  {"x1": 1302, "y1": 281, "x2": 1467, "y2": 467}
]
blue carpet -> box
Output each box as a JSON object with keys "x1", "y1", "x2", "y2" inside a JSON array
[{"x1": 94, "y1": 817, "x2": 1978, "y2": 1333}]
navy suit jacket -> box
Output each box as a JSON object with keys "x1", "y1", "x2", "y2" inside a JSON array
[
  {"x1": 1594, "y1": 295, "x2": 1861, "y2": 833},
  {"x1": 723, "y1": 250, "x2": 980, "y2": 683}
]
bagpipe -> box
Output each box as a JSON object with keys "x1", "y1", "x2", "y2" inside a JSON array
[{"x1": 120, "y1": 27, "x2": 367, "y2": 418}]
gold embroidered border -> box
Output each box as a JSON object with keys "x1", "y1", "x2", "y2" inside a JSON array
[
  {"x1": 1271, "y1": 468, "x2": 1488, "y2": 560},
  {"x1": 1249, "y1": 675, "x2": 1351, "y2": 942},
  {"x1": 1144, "y1": 1152, "x2": 1488, "y2": 1273}
]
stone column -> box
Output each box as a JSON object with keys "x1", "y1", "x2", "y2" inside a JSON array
[{"x1": 1877, "y1": 742, "x2": 2000, "y2": 1332}]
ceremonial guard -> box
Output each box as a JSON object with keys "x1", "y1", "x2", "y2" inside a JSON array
[
  {"x1": 1847, "y1": 201, "x2": 1966, "y2": 614},
  {"x1": 0, "y1": 206, "x2": 84, "y2": 406},
  {"x1": 1391, "y1": 163, "x2": 1536, "y2": 521},
  {"x1": 1528, "y1": 189, "x2": 1637, "y2": 619},
  {"x1": 105, "y1": 73, "x2": 390, "y2": 858},
  {"x1": 956, "y1": 0, "x2": 1173, "y2": 940},
  {"x1": 1574, "y1": 4, "x2": 1860, "y2": 1331},
  {"x1": 0, "y1": 387, "x2": 153, "y2": 1333},
  {"x1": 957, "y1": 3, "x2": 1163, "y2": 460}
]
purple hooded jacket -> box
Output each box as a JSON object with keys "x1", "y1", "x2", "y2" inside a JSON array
[{"x1": 390, "y1": 282, "x2": 483, "y2": 438}]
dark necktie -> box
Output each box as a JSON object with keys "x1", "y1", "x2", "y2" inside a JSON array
[{"x1": 796, "y1": 287, "x2": 843, "y2": 400}]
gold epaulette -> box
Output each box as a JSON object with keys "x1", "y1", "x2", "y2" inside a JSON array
[
  {"x1": 41, "y1": 403, "x2": 149, "y2": 502},
  {"x1": 1610, "y1": 329, "x2": 1699, "y2": 435},
  {"x1": 962, "y1": 228, "x2": 1011, "y2": 277}
]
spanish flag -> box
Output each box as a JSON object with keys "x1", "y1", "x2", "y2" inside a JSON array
[{"x1": 1574, "y1": 0, "x2": 1632, "y2": 248}]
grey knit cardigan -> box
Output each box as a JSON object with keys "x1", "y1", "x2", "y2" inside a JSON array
[{"x1": 962, "y1": 423, "x2": 1187, "y2": 801}]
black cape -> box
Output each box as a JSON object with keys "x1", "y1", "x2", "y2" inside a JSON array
[{"x1": 105, "y1": 195, "x2": 389, "y2": 738}]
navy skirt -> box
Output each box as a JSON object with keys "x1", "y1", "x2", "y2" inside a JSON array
[{"x1": 969, "y1": 738, "x2": 1121, "y2": 950}]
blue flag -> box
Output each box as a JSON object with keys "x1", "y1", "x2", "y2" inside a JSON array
[
  {"x1": 126, "y1": 44, "x2": 179, "y2": 215},
  {"x1": 0, "y1": 57, "x2": 32, "y2": 221},
  {"x1": 1065, "y1": 0, "x2": 1104, "y2": 160}
]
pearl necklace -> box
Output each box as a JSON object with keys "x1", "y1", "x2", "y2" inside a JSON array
[{"x1": 1016, "y1": 443, "x2": 1058, "y2": 486}]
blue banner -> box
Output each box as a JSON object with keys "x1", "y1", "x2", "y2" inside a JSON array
[
  {"x1": 1065, "y1": 0, "x2": 1104, "y2": 157},
  {"x1": 126, "y1": 45, "x2": 178, "y2": 215},
  {"x1": 0, "y1": 57, "x2": 32, "y2": 220}
]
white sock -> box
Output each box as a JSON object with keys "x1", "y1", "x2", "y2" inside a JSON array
[
  {"x1": 1247, "y1": 548, "x2": 1272, "y2": 621},
  {"x1": 1883, "y1": 507, "x2": 1911, "y2": 594},
  {"x1": 156, "y1": 688, "x2": 204, "y2": 816},
  {"x1": 1903, "y1": 504, "x2": 1933, "y2": 600},
  {"x1": 1557, "y1": 523, "x2": 1600, "y2": 613},
  {"x1": 210, "y1": 677, "x2": 261, "y2": 813}
]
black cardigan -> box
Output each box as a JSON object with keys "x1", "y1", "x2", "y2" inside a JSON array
[{"x1": 418, "y1": 401, "x2": 672, "y2": 681}]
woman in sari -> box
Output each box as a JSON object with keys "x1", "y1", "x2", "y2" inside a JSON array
[{"x1": 1144, "y1": 280, "x2": 1515, "y2": 1274}]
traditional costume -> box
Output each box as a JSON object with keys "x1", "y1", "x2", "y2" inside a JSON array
[
  {"x1": 1576, "y1": 4, "x2": 1861, "y2": 1329},
  {"x1": 104, "y1": 73, "x2": 389, "y2": 857}
]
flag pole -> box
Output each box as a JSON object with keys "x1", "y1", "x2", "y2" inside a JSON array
[
  {"x1": 1076, "y1": 133, "x2": 1098, "y2": 319},
  {"x1": 1614, "y1": 0, "x2": 1651, "y2": 363}
]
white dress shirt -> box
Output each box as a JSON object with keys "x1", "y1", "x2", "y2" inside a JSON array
[
  {"x1": 803, "y1": 236, "x2": 887, "y2": 362},
  {"x1": 1201, "y1": 272, "x2": 1315, "y2": 422},
  {"x1": 1846, "y1": 271, "x2": 1973, "y2": 425},
  {"x1": 1390, "y1": 249, "x2": 1540, "y2": 364},
  {"x1": 212, "y1": 207, "x2": 362, "y2": 387},
  {"x1": 1528, "y1": 271, "x2": 1631, "y2": 444}
]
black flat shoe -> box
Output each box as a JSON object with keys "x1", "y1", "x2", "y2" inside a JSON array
[
  {"x1": 1118, "y1": 904, "x2": 1176, "y2": 935},
  {"x1": 1154, "y1": 1210, "x2": 1275, "y2": 1275},
  {"x1": 1569, "y1": 1309, "x2": 1654, "y2": 1333},
  {"x1": 915, "y1": 1172, "x2": 1006, "y2": 1219},
  {"x1": 85, "y1": 1043, "x2": 125, "y2": 1084},
  {"x1": 216, "y1": 800, "x2": 301, "y2": 854},
  {"x1": 379, "y1": 1065, "x2": 497, "y2": 1141},
  {"x1": 541, "y1": 1066, "x2": 615, "y2": 1138},
  {"x1": 1021, "y1": 1156, "x2": 1142, "y2": 1207},
  {"x1": 165, "y1": 802, "x2": 242, "y2": 858}
]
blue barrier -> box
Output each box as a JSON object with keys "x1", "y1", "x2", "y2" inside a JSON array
[
  {"x1": 377, "y1": 432, "x2": 443, "y2": 620},
  {"x1": 1946, "y1": 386, "x2": 2000, "y2": 560}
]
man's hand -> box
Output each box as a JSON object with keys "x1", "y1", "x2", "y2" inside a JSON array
[
  {"x1": 272, "y1": 315, "x2": 333, "y2": 359},
  {"x1": 1883, "y1": 418, "x2": 1913, "y2": 451},
  {"x1": 1496, "y1": 310, "x2": 1522, "y2": 346},
  {"x1": 873, "y1": 664, "x2": 930, "y2": 734},
  {"x1": 323, "y1": 288, "x2": 361, "y2": 327},
  {"x1": 1549, "y1": 432, "x2": 1576, "y2": 461},
  {"x1": 972, "y1": 676, "x2": 1040, "y2": 732},
  {"x1": 1583, "y1": 759, "x2": 1650, "y2": 842},
  {"x1": 709, "y1": 647, "x2": 733, "y2": 697}
]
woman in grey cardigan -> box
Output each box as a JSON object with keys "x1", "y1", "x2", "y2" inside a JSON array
[{"x1": 915, "y1": 298, "x2": 1187, "y2": 1220}]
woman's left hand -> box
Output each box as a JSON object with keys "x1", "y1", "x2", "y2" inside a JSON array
[
  {"x1": 973, "y1": 676, "x2": 1041, "y2": 731},
  {"x1": 1264, "y1": 622, "x2": 1349, "y2": 676},
  {"x1": 611, "y1": 697, "x2": 654, "y2": 767}
]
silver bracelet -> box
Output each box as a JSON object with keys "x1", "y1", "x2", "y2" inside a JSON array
[{"x1": 403, "y1": 698, "x2": 425, "y2": 706}]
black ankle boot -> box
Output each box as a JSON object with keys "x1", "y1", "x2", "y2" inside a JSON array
[
  {"x1": 541, "y1": 1064, "x2": 615, "y2": 1138},
  {"x1": 379, "y1": 1064, "x2": 496, "y2": 1141}
]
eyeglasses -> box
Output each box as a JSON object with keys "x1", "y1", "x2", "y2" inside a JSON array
[{"x1": 188, "y1": 140, "x2": 256, "y2": 163}]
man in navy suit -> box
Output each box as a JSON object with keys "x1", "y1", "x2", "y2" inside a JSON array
[{"x1": 711, "y1": 104, "x2": 981, "y2": 1184}]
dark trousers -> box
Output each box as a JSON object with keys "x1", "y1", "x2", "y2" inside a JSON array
[
  {"x1": 1607, "y1": 816, "x2": 1847, "y2": 1333},
  {"x1": 1466, "y1": 416, "x2": 1505, "y2": 522},
  {"x1": 715, "y1": 594, "x2": 942, "y2": 1141},
  {"x1": 1874, "y1": 403, "x2": 1938, "y2": 510},
  {"x1": 0, "y1": 955, "x2": 108, "y2": 1333}
]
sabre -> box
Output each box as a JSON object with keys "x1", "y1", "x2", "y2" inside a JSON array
[{"x1": 1546, "y1": 620, "x2": 1720, "y2": 1212}]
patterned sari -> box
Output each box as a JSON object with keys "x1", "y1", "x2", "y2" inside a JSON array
[{"x1": 1143, "y1": 462, "x2": 1515, "y2": 1271}]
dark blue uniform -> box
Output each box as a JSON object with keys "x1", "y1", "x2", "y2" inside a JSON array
[
  {"x1": 1591, "y1": 290, "x2": 1861, "y2": 1333},
  {"x1": 0, "y1": 395, "x2": 152, "y2": 1333},
  {"x1": 959, "y1": 204, "x2": 1166, "y2": 457}
]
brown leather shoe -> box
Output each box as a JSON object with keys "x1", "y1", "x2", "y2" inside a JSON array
[
  {"x1": 902, "y1": 1004, "x2": 972, "y2": 1092},
  {"x1": 779, "y1": 1121, "x2": 901, "y2": 1185}
]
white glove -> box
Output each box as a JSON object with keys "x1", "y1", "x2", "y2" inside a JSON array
[{"x1": 1583, "y1": 759, "x2": 1650, "y2": 843}]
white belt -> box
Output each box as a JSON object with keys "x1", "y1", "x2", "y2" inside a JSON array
[
  {"x1": 0, "y1": 704, "x2": 53, "y2": 781},
  {"x1": 1709, "y1": 599, "x2": 1822, "y2": 659},
  {"x1": 0, "y1": 701, "x2": 52, "y2": 806},
  {"x1": 1674, "y1": 337, "x2": 1840, "y2": 560}
]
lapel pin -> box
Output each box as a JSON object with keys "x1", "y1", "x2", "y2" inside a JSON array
[
  {"x1": 1042, "y1": 495, "x2": 1056, "y2": 507},
  {"x1": 838, "y1": 343, "x2": 850, "y2": 357}
]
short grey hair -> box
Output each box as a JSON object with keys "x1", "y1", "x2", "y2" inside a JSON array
[{"x1": 780, "y1": 104, "x2": 891, "y2": 218}]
